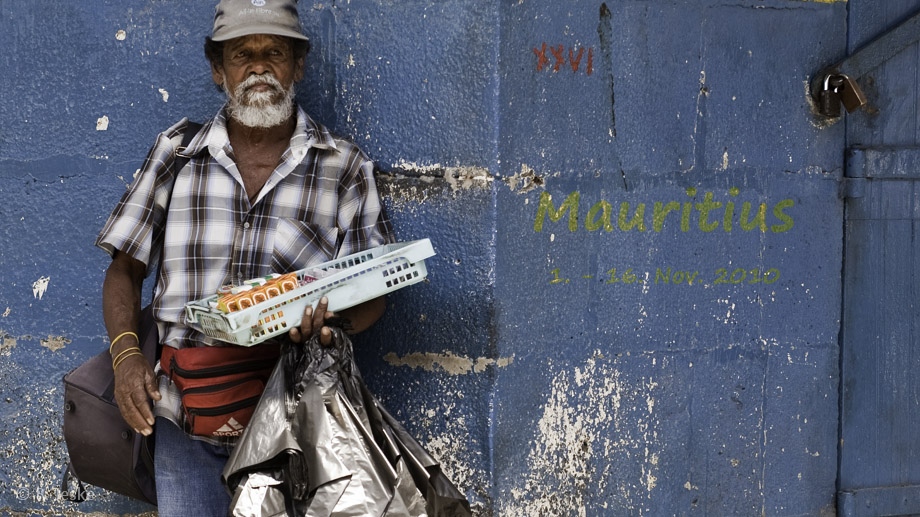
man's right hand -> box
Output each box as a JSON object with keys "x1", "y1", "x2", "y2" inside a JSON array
[
  {"x1": 103, "y1": 250, "x2": 160, "y2": 435},
  {"x1": 113, "y1": 347, "x2": 161, "y2": 436}
]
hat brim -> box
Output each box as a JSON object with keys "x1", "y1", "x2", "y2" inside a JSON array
[{"x1": 211, "y1": 24, "x2": 309, "y2": 42}]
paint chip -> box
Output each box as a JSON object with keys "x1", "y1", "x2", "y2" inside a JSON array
[
  {"x1": 2, "y1": 307, "x2": 9, "y2": 317},
  {"x1": 96, "y1": 115, "x2": 109, "y2": 131},
  {"x1": 158, "y1": 88, "x2": 169, "y2": 102},
  {"x1": 32, "y1": 276, "x2": 50, "y2": 300},
  {"x1": 503, "y1": 164, "x2": 545, "y2": 193},
  {"x1": 383, "y1": 351, "x2": 514, "y2": 375},
  {"x1": 40, "y1": 336, "x2": 70, "y2": 352},
  {"x1": 1, "y1": 335, "x2": 16, "y2": 356},
  {"x1": 503, "y1": 353, "x2": 661, "y2": 513},
  {"x1": 444, "y1": 166, "x2": 492, "y2": 191},
  {"x1": 115, "y1": 30, "x2": 126, "y2": 41},
  {"x1": 391, "y1": 161, "x2": 493, "y2": 192}
]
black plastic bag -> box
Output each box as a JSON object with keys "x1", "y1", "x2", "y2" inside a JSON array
[{"x1": 222, "y1": 326, "x2": 471, "y2": 517}]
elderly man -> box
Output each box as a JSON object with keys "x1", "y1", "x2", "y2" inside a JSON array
[{"x1": 95, "y1": 0, "x2": 393, "y2": 513}]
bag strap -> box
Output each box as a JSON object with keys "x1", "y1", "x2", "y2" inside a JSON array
[
  {"x1": 158, "y1": 120, "x2": 201, "y2": 247},
  {"x1": 174, "y1": 121, "x2": 203, "y2": 177},
  {"x1": 60, "y1": 462, "x2": 87, "y2": 502}
]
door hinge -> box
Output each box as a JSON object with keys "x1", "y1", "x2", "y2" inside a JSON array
[{"x1": 839, "y1": 177, "x2": 866, "y2": 199}]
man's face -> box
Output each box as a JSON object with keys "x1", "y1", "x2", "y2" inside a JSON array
[{"x1": 211, "y1": 34, "x2": 305, "y2": 127}]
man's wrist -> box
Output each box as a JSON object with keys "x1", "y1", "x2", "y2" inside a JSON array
[{"x1": 109, "y1": 332, "x2": 140, "y2": 357}]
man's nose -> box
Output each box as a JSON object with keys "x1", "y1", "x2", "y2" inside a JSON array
[{"x1": 248, "y1": 56, "x2": 271, "y2": 75}]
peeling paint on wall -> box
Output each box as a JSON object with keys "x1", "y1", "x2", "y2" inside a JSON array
[
  {"x1": 383, "y1": 351, "x2": 513, "y2": 375},
  {"x1": 503, "y1": 164, "x2": 545, "y2": 194},
  {"x1": 445, "y1": 166, "x2": 492, "y2": 191},
  {"x1": 378, "y1": 163, "x2": 494, "y2": 209},
  {"x1": 384, "y1": 377, "x2": 490, "y2": 513},
  {"x1": 0, "y1": 334, "x2": 16, "y2": 357},
  {"x1": 2, "y1": 307, "x2": 9, "y2": 317},
  {"x1": 158, "y1": 88, "x2": 169, "y2": 102},
  {"x1": 115, "y1": 29, "x2": 126, "y2": 41},
  {"x1": 378, "y1": 177, "x2": 436, "y2": 208},
  {"x1": 392, "y1": 161, "x2": 493, "y2": 191},
  {"x1": 95, "y1": 116, "x2": 109, "y2": 131},
  {"x1": 39, "y1": 336, "x2": 70, "y2": 352},
  {"x1": 502, "y1": 352, "x2": 661, "y2": 516},
  {"x1": 31, "y1": 276, "x2": 50, "y2": 300}
]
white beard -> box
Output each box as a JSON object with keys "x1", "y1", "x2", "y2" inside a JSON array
[{"x1": 223, "y1": 72, "x2": 295, "y2": 129}]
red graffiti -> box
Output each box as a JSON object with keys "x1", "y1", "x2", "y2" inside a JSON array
[
  {"x1": 549, "y1": 45, "x2": 565, "y2": 72},
  {"x1": 532, "y1": 43, "x2": 594, "y2": 75},
  {"x1": 533, "y1": 43, "x2": 549, "y2": 72},
  {"x1": 568, "y1": 47, "x2": 583, "y2": 72}
]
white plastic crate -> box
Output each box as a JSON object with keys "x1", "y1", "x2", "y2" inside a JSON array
[{"x1": 184, "y1": 239, "x2": 435, "y2": 346}]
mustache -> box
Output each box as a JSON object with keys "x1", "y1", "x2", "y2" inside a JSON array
[{"x1": 236, "y1": 73, "x2": 283, "y2": 98}]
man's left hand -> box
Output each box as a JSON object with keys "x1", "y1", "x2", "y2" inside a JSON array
[{"x1": 289, "y1": 296, "x2": 334, "y2": 346}]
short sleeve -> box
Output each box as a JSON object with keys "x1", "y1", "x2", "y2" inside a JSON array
[
  {"x1": 95, "y1": 119, "x2": 188, "y2": 276},
  {"x1": 335, "y1": 155, "x2": 396, "y2": 258}
]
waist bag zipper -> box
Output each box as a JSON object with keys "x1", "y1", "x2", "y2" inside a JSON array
[
  {"x1": 180, "y1": 376, "x2": 263, "y2": 396},
  {"x1": 169, "y1": 356, "x2": 278, "y2": 380},
  {"x1": 186, "y1": 395, "x2": 262, "y2": 417}
]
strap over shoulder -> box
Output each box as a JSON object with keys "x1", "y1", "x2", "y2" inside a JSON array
[{"x1": 174, "y1": 121, "x2": 204, "y2": 173}]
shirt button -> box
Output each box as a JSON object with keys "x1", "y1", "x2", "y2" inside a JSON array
[{"x1": 243, "y1": 222, "x2": 251, "y2": 229}]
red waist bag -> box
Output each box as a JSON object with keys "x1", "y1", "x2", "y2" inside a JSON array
[{"x1": 160, "y1": 343, "x2": 280, "y2": 438}]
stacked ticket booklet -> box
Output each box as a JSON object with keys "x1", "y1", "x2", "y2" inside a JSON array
[{"x1": 184, "y1": 239, "x2": 435, "y2": 347}]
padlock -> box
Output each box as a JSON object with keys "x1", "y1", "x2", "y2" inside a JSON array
[
  {"x1": 837, "y1": 74, "x2": 867, "y2": 113},
  {"x1": 819, "y1": 74, "x2": 844, "y2": 117}
]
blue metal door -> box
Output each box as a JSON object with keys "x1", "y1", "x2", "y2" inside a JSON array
[{"x1": 838, "y1": 2, "x2": 920, "y2": 515}]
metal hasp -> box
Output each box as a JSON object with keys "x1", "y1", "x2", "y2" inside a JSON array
[{"x1": 811, "y1": 9, "x2": 920, "y2": 117}]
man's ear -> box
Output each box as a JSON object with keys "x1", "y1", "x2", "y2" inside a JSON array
[{"x1": 211, "y1": 62, "x2": 224, "y2": 87}]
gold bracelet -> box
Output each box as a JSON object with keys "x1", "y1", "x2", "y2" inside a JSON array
[
  {"x1": 109, "y1": 331, "x2": 139, "y2": 354},
  {"x1": 113, "y1": 351, "x2": 144, "y2": 372},
  {"x1": 111, "y1": 346, "x2": 142, "y2": 366}
]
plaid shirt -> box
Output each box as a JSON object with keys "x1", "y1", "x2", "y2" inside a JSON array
[{"x1": 96, "y1": 105, "x2": 394, "y2": 439}]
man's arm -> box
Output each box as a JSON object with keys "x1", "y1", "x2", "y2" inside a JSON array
[
  {"x1": 102, "y1": 250, "x2": 160, "y2": 436},
  {"x1": 340, "y1": 296, "x2": 386, "y2": 333},
  {"x1": 289, "y1": 295, "x2": 385, "y2": 345}
]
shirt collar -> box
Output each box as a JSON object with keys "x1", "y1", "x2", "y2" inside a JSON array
[{"x1": 177, "y1": 105, "x2": 339, "y2": 160}]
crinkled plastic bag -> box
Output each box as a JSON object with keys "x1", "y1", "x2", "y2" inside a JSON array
[{"x1": 222, "y1": 327, "x2": 472, "y2": 517}]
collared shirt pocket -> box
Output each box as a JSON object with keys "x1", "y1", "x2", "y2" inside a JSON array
[{"x1": 270, "y1": 218, "x2": 341, "y2": 273}]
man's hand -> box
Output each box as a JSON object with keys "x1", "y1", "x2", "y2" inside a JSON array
[
  {"x1": 288, "y1": 295, "x2": 386, "y2": 346},
  {"x1": 103, "y1": 250, "x2": 160, "y2": 435},
  {"x1": 289, "y1": 296, "x2": 334, "y2": 346},
  {"x1": 113, "y1": 348, "x2": 161, "y2": 436}
]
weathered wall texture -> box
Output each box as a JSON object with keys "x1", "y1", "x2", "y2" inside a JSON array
[{"x1": 0, "y1": 0, "x2": 850, "y2": 515}]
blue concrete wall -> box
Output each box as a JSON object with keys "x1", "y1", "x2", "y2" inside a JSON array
[{"x1": 0, "y1": 0, "x2": 849, "y2": 515}]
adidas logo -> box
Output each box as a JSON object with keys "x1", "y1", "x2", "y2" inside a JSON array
[{"x1": 213, "y1": 417, "x2": 245, "y2": 436}]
